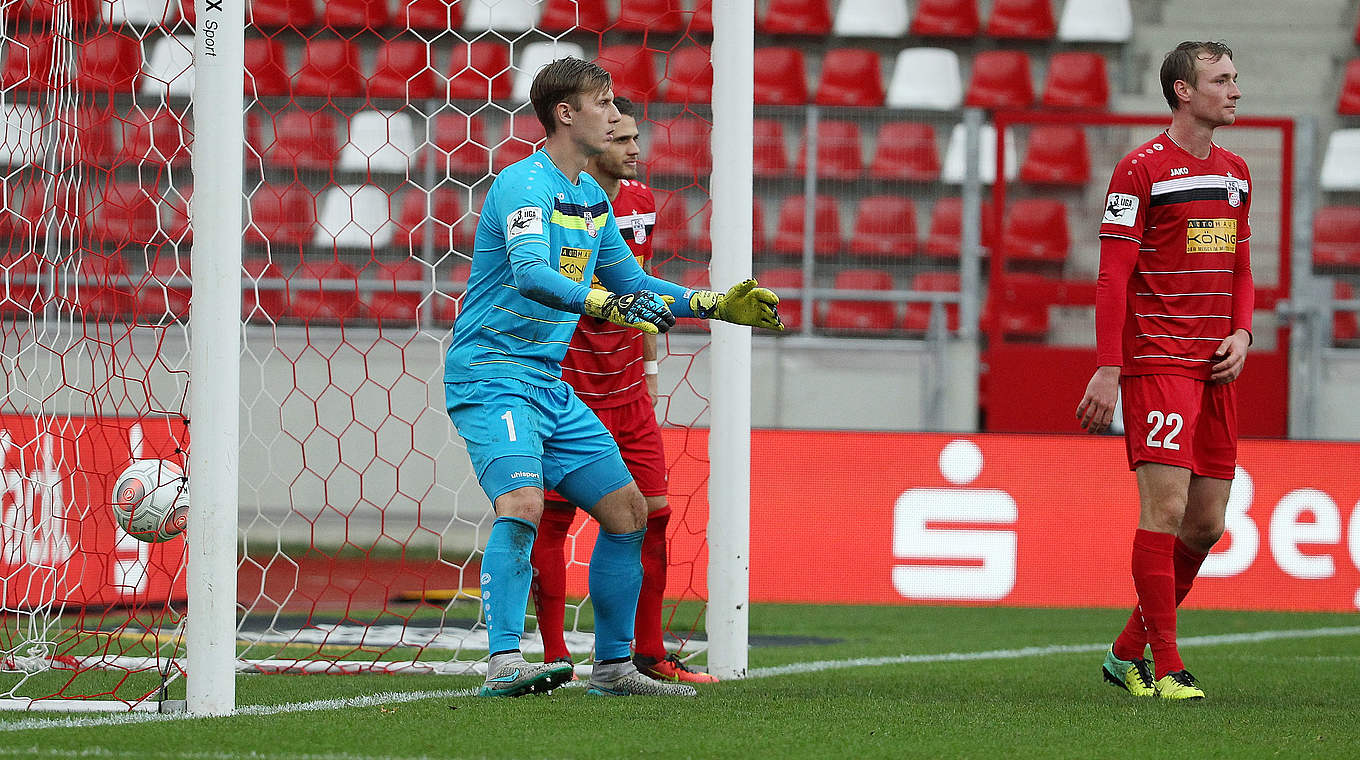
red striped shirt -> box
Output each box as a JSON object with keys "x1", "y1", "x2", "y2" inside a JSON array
[{"x1": 560, "y1": 179, "x2": 657, "y2": 409}]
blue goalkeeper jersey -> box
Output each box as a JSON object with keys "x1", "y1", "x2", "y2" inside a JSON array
[{"x1": 446, "y1": 150, "x2": 683, "y2": 387}]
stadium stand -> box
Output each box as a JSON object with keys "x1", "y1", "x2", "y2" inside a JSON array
[
  {"x1": 263, "y1": 109, "x2": 340, "y2": 171},
  {"x1": 753, "y1": 118, "x2": 791, "y2": 178},
  {"x1": 965, "y1": 50, "x2": 1035, "y2": 109},
  {"x1": 324, "y1": 0, "x2": 390, "y2": 30},
  {"x1": 649, "y1": 117, "x2": 713, "y2": 177},
  {"x1": 1320, "y1": 129, "x2": 1360, "y2": 190},
  {"x1": 1338, "y1": 59, "x2": 1360, "y2": 116},
  {"x1": 393, "y1": 188, "x2": 462, "y2": 252},
  {"x1": 870, "y1": 121, "x2": 941, "y2": 182},
  {"x1": 248, "y1": 0, "x2": 316, "y2": 29},
  {"x1": 92, "y1": 182, "x2": 161, "y2": 246},
  {"x1": 431, "y1": 113, "x2": 492, "y2": 176},
  {"x1": 941, "y1": 123, "x2": 1018, "y2": 184},
  {"x1": 368, "y1": 40, "x2": 437, "y2": 101},
  {"x1": 760, "y1": 0, "x2": 834, "y2": 36},
  {"x1": 77, "y1": 31, "x2": 142, "y2": 94},
  {"x1": 1313, "y1": 206, "x2": 1360, "y2": 270},
  {"x1": 287, "y1": 259, "x2": 364, "y2": 323},
  {"x1": 1335, "y1": 281, "x2": 1359, "y2": 346},
  {"x1": 244, "y1": 37, "x2": 291, "y2": 97},
  {"x1": 1056, "y1": 0, "x2": 1132, "y2": 42},
  {"x1": 117, "y1": 109, "x2": 192, "y2": 167},
  {"x1": 651, "y1": 191, "x2": 693, "y2": 255},
  {"x1": 537, "y1": 0, "x2": 612, "y2": 32},
  {"x1": 1041, "y1": 52, "x2": 1109, "y2": 110},
  {"x1": 366, "y1": 259, "x2": 428, "y2": 325},
  {"x1": 815, "y1": 47, "x2": 885, "y2": 107},
  {"x1": 832, "y1": 0, "x2": 910, "y2": 37},
  {"x1": 513, "y1": 40, "x2": 586, "y2": 102},
  {"x1": 795, "y1": 119, "x2": 865, "y2": 181},
  {"x1": 246, "y1": 183, "x2": 315, "y2": 245},
  {"x1": 616, "y1": 0, "x2": 687, "y2": 32},
  {"x1": 910, "y1": 0, "x2": 980, "y2": 37},
  {"x1": 756, "y1": 267, "x2": 805, "y2": 330},
  {"x1": 597, "y1": 44, "x2": 661, "y2": 102},
  {"x1": 141, "y1": 35, "x2": 194, "y2": 100},
  {"x1": 901, "y1": 271, "x2": 961, "y2": 333},
  {"x1": 662, "y1": 45, "x2": 713, "y2": 103},
  {"x1": 447, "y1": 42, "x2": 513, "y2": 102},
  {"x1": 104, "y1": 0, "x2": 180, "y2": 25},
  {"x1": 462, "y1": 0, "x2": 540, "y2": 32},
  {"x1": 1019, "y1": 125, "x2": 1090, "y2": 185},
  {"x1": 314, "y1": 185, "x2": 398, "y2": 250},
  {"x1": 924, "y1": 197, "x2": 998, "y2": 259},
  {"x1": 848, "y1": 195, "x2": 918, "y2": 259},
  {"x1": 986, "y1": 0, "x2": 1055, "y2": 39},
  {"x1": 1, "y1": 33, "x2": 53, "y2": 92},
  {"x1": 399, "y1": 0, "x2": 465, "y2": 31},
  {"x1": 338, "y1": 111, "x2": 417, "y2": 173},
  {"x1": 292, "y1": 39, "x2": 363, "y2": 99},
  {"x1": 773, "y1": 194, "x2": 843, "y2": 258},
  {"x1": 819, "y1": 268, "x2": 897, "y2": 334},
  {"x1": 1000, "y1": 199, "x2": 1070, "y2": 266},
  {"x1": 754, "y1": 47, "x2": 809, "y2": 105},
  {"x1": 493, "y1": 117, "x2": 545, "y2": 172}
]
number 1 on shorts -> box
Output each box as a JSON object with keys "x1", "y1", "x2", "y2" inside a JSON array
[{"x1": 501, "y1": 410, "x2": 517, "y2": 442}]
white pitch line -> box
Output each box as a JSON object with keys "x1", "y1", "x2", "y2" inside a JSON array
[{"x1": 3, "y1": 624, "x2": 1358, "y2": 734}]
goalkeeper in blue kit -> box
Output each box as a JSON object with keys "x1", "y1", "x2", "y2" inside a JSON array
[{"x1": 445, "y1": 57, "x2": 783, "y2": 697}]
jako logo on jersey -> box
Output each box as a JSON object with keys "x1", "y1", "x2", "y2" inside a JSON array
[
  {"x1": 1103, "y1": 193, "x2": 1138, "y2": 227},
  {"x1": 507, "y1": 207, "x2": 542, "y2": 239},
  {"x1": 1169, "y1": 167, "x2": 1189, "y2": 176}
]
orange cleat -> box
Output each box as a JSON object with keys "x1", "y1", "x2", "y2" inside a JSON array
[{"x1": 634, "y1": 653, "x2": 720, "y2": 684}]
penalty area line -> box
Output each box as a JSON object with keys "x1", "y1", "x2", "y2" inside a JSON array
[
  {"x1": 745, "y1": 625, "x2": 1360, "y2": 678},
  {"x1": 4, "y1": 625, "x2": 1358, "y2": 732}
]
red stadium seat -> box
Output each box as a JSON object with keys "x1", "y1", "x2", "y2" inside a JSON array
[
  {"x1": 493, "y1": 117, "x2": 544, "y2": 172},
  {"x1": 537, "y1": 0, "x2": 611, "y2": 32},
  {"x1": 648, "y1": 117, "x2": 711, "y2": 177},
  {"x1": 2, "y1": 33, "x2": 53, "y2": 91},
  {"x1": 368, "y1": 40, "x2": 436, "y2": 101},
  {"x1": 615, "y1": 0, "x2": 685, "y2": 32},
  {"x1": 689, "y1": 0, "x2": 713, "y2": 32},
  {"x1": 76, "y1": 32, "x2": 141, "y2": 94},
  {"x1": 246, "y1": 184, "x2": 316, "y2": 246},
  {"x1": 1019, "y1": 125, "x2": 1089, "y2": 185},
  {"x1": 292, "y1": 39, "x2": 363, "y2": 100},
  {"x1": 1041, "y1": 52, "x2": 1109, "y2": 110},
  {"x1": 22, "y1": 182, "x2": 92, "y2": 239},
  {"x1": 910, "y1": 0, "x2": 979, "y2": 37},
  {"x1": 870, "y1": 122, "x2": 940, "y2": 182},
  {"x1": 662, "y1": 45, "x2": 713, "y2": 104},
  {"x1": 759, "y1": 0, "x2": 832, "y2": 35},
  {"x1": 755, "y1": 267, "x2": 804, "y2": 330},
  {"x1": 924, "y1": 197, "x2": 997, "y2": 259},
  {"x1": 753, "y1": 118, "x2": 789, "y2": 178},
  {"x1": 75, "y1": 253, "x2": 135, "y2": 321},
  {"x1": 447, "y1": 42, "x2": 512, "y2": 101},
  {"x1": 986, "y1": 272, "x2": 1053, "y2": 339},
  {"x1": 650, "y1": 190, "x2": 691, "y2": 256},
  {"x1": 162, "y1": 189, "x2": 191, "y2": 244},
  {"x1": 394, "y1": 188, "x2": 463, "y2": 253},
  {"x1": 250, "y1": 0, "x2": 316, "y2": 29},
  {"x1": 324, "y1": 0, "x2": 389, "y2": 29},
  {"x1": 288, "y1": 259, "x2": 363, "y2": 324},
  {"x1": 398, "y1": 0, "x2": 463, "y2": 31},
  {"x1": 1001, "y1": 199, "x2": 1068, "y2": 265},
  {"x1": 848, "y1": 195, "x2": 917, "y2": 259},
  {"x1": 1339, "y1": 59, "x2": 1360, "y2": 116},
  {"x1": 263, "y1": 109, "x2": 339, "y2": 171},
  {"x1": 367, "y1": 258, "x2": 429, "y2": 325},
  {"x1": 901, "y1": 271, "x2": 960, "y2": 333},
  {"x1": 695, "y1": 198, "x2": 766, "y2": 253},
  {"x1": 985, "y1": 0, "x2": 1054, "y2": 39},
  {"x1": 814, "y1": 48, "x2": 884, "y2": 107},
  {"x1": 597, "y1": 45, "x2": 659, "y2": 102},
  {"x1": 1335, "y1": 281, "x2": 1359, "y2": 345},
  {"x1": 1313, "y1": 206, "x2": 1360, "y2": 268},
  {"x1": 753, "y1": 48, "x2": 808, "y2": 105},
  {"x1": 116, "y1": 109, "x2": 192, "y2": 167},
  {"x1": 431, "y1": 113, "x2": 491, "y2": 177},
  {"x1": 56, "y1": 106, "x2": 115, "y2": 165},
  {"x1": 795, "y1": 119, "x2": 864, "y2": 181},
  {"x1": 0, "y1": 251, "x2": 42, "y2": 315},
  {"x1": 245, "y1": 38, "x2": 291, "y2": 97},
  {"x1": 20, "y1": 0, "x2": 96, "y2": 23},
  {"x1": 773, "y1": 194, "x2": 842, "y2": 258},
  {"x1": 818, "y1": 268, "x2": 896, "y2": 334},
  {"x1": 965, "y1": 50, "x2": 1034, "y2": 109},
  {"x1": 93, "y1": 181, "x2": 161, "y2": 246}
]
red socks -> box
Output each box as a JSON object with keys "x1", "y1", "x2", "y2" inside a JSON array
[
  {"x1": 1113, "y1": 535, "x2": 1210, "y2": 668},
  {"x1": 529, "y1": 505, "x2": 576, "y2": 663},
  {"x1": 530, "y1": 504, "x2": 672, "y2": 663},
  {"x1": 633, "y1": 506, "x2": 671, "y2": 660}
]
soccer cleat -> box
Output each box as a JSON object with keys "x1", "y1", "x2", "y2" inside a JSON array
[
  {"x1": 549, "y1": 656, "x2": 579, "y2": 682},
  {"x1": 635, "y1": 653, "x2": 720, "y2": 684},
  {"x1": 1155, "y1": 669, "x2": 1206, "y2": 700},
  {"x1": 478, "y1": 659, "x2": 574, "y2": 698},
  {"x1": 1101, "y1": 647, "x2": 1156, "y2": 697},
  {"x1": 586, "y1": 663, "x2": 698, "y2": 697}
]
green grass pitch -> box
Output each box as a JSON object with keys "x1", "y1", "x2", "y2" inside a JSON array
[{"x1": 1, "y1": 605, "x2": 1357, "y2": 759}]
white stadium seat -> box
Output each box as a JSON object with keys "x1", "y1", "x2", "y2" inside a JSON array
[
  {"x1": 461, "y1": 0, "x2": 541, "y2": 33},
  {"x1": 513, "y1": 40, "x2": 586, "y2": 103},
  {"x1": 941, "y1": 123, "x2": 1018, "y2": 184},
  {"x1": 1320, "y1": 128, "x2": 1360, "y2": 191},
  {"x1": 1057, "y1": 0, "x2": 1133, "y2": 42},
  {"x1": 141, "y1": 35, "x2": 194, "y2": 100},
  {"x1": 338, "y1": 110, "x2": 417, "y2": 173},
  {"x1": 314, "y1": 184, "x2": 397, "y2": 249},
  {"x1": 886, "y1": 48, "x2": 963, "y2": 110},
  {"x1": 0, "y1": 105, "x2": 44, "y2": 166},
  {"x1": 103, "y1": 0, "x2": 178, "y2": 25},
  {"x1": 833, "y1": 0, "x2": 910, "y2": 38}
]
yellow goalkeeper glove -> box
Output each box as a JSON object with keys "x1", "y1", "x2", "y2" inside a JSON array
[
  {"x1": 688, "y1": 278, "x2": 784, "y2": 331},
  {"x1": 583, "y1": 289, "x2": 676, "y2": 335}
]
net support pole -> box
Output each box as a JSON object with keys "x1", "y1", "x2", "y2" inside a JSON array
[
  {"x1": 187, "y1": 0, "x2": 245, "y2": 716},
  {"x1": 706, "y1": 0, "x2": 754, "y2": 680}
]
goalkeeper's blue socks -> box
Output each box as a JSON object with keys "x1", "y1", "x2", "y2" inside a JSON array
[
  {"x1": 588, "y1": 529, "x2": 645, "y2": 662},
  {"x1": 481, "y1": 516, "x2": 537, "y2": 655}
]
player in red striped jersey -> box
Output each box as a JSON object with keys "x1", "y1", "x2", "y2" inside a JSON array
[
  {"x1": 530, "y1": 96, "x2": 717, "y2": 685},
  {"x1": 1076, "y1": 41, "x2": 1253, "y2": 701}
]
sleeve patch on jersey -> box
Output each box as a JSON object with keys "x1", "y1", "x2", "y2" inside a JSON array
[
  {"x1": 506, "y1": 206, "x2": 543, "y2": 239},
  {"x1": 1103, "y1": 193, "x2": 1138, "y2": 227}
]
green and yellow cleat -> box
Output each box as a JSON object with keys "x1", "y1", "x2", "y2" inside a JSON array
[
  {"x1": 1155, "y1": 669, "x2": 1205, "y2": 701},
  {"x1": 1101, "y1": 647, "x2": 1156, "y2": 697}
]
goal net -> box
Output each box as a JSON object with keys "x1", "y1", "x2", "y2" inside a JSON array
[{"x1": 1, "y1": 0, "x2": 737, "y2": 711}]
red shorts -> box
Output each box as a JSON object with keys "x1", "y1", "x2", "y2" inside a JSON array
[
  {"x1": 1120, "y1": 373, "x2": 1238, "y2": 479},
  {"x1": 545, "y1": 392, "x2": 667, "y2": 508}
]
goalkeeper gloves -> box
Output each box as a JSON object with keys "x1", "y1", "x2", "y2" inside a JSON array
[
  {"x1": 583, "y1": 289, "x2": 676, "y2": 335},
  {"x1": 688, "y1": 278, "x2": 784, "y2": 331}
]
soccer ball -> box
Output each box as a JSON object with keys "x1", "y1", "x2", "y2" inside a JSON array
[{"x1": 112, "y1": 459, "x2": 188, "y2": 543}]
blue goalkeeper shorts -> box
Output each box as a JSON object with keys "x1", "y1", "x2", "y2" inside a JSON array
[{"x1": 445, "y1": 377, "x2": 633, "y2": 507}]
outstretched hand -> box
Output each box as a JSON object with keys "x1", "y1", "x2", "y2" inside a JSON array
[{"x1": 689, "y1": 278, "x2": 784, "y2": 331}]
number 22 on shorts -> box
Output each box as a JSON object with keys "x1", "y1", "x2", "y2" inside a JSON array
[{"x1": 1145, "y1": 410, "x2": 1183, "y2": 450}]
